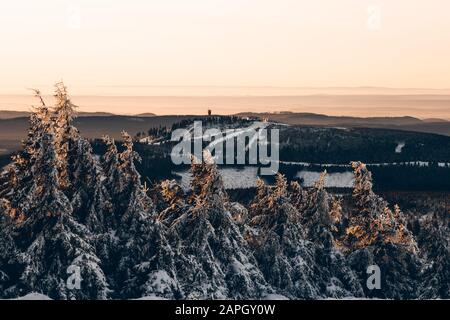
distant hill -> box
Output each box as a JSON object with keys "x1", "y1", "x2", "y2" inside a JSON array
[
  {"x1": 0, "y1": 111, "x2": 30, "y2": 119},
  {"x1": 0, "y1": 110, "x2": 116, "y2": 119},
  {"x1": 0, "y1": 112, "x2": 449, "y2": 155},
  {"x1": 236, "y1": 112, "x2": 450, "y2": 136},
  {"x1": 236, "y1": 112, "x2": 424, "y2": 126},
  {"x1": 422, "y1": 118, "x2": 449, "y2": 123},
  {"x1": 135, "y1": 113, "x2": 156, "y2": 117},
  {"x1": 0, "y1": 115, "x2": 207, "y2": 153},
  {"x1": 0, "y1": 110, "x2": 158, "y2": 119}
]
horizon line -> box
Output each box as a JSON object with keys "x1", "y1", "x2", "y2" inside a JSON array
[
  {"x1": 2, "y1": 85, "x2": 450, "y2": 90},
  {"x1": 0, "y1": 109, "x2": 448, "y2": 121}
]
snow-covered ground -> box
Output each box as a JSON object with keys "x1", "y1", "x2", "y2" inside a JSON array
[
  {"x1": 205, "y1": 121, "x2": 269, "y2": 151},
  {"x1": 281, "y1": 160, "x2": 450, "y2": 168},
  {"x1": 174, "y1": 167, "x2": 259, "y2": 190},
  {"x1": 134, "y1": 296, "x2": 168, "y2": 300},
  {"x1": 6, "y1": 292, "x2": 391, "y2": 300},
  {"x1": 175, "y1": 160, "x2": 449, "y2": 191},
  {"x1": 262, "y1": 294, "x2": 289, "y2": 300},
  {"x1": 8, "y1": 293, "x2": 52, "y2": 300},
  {"x1": 8, "y1": 293, "x2": 285, "y2": 300},
  {"x1": 296, "y1": 170, "x2": 354, "y2": 188},
  {"x1": 365, "y1": 161, "x2": 448, "y2": 167}
]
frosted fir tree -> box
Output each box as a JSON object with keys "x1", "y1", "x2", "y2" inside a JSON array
[
  {"x1": 20, "y1": 89, "x2": 52, "y2": 168},
  {"x1": 157, "y1": 179, "x2": 189, "y2": 227},
  {"x1": 0, "y1": 92, "x2": 53, "y2": 220},
  {"x1": 188, "y1": 156, "x2": 209, "y2": 203},
  {"x1": 32, "y1": 85, "x2": 111, "y2": 233},
  {"x1": 247, "y1": 174, "x2": 322, "y2": 298},
  {"x1": 288, "y1": 180, "x2": 307, "y2": 213},
  {"x1": 30, "y1": 89, "x2": 53, "y2": 137},
  {"x1": 109, "y1": 131, "x2": 155, "y2": 222},
  {"x1": 101, "y1": 135, "x2": 125, "y2": 201},
  {"x1": 186, "y1": 152, "x2": 228, "y2": 205},
  {"x1": 70, "y1": 138, "x2": 112, "y2": 233},
  {"x1": 0, "y1": 164, "x2": 20, "y2": 211},
  {"x1": 52, "y1": 82, "x2": 80, "y2": 190},
  {"x1": 329, "y1": 196, "x2": 343, "y2": 222},
  {"x1": 301, "y1": 171, "x2": 334, "y2": 247},
  {"x1": 159, "y1": 179, "x2": 185, "y2": 209},
  {"x1": 115, "y1": 184, "x2": 180, "y2": 299},
  {"x1": 248, "y1": 177, "x2": 271, "y2": 222},
  {"x1": 15, "y1": 133, "x2": 110, "y2": 300},
  {"x1": 102, "y1": 131, "x2": 180, "y2": 299},
  {"x1": 416, "y1": 211, "x2": 449, "y2": 299},
  {"x1": 82, "y1": 135, "x2": 122, "y2": 294},
  {"x1": 327, "y1": 196, "x2": 348, "y2": 248},
  {"x1": 168, "y1": 153, "x2": 271, "y2": 299},
  {"x1": 344, "y1": 161, "x2": 421, "y2": 299},
  {"x1": 228, "y1": 202, "x2": 249, "y2": 226},
  {"x1": 248, "y1": 174, "x2": 363, "y2": 298},
  {"x1": 302, "y1": 173, "x2": 364, "y2": 298},
  {"x1": 0, "y1": 202, "x2": 21, "y2": 298},
  {"x1": 343, "y1": 162, "x2": 416, "y2": 250},
  {"x1": 118, "y1": 131, "x2": 141, "y2": 184},
  {"x1": 0, "y1": 91, "x2": 55, "y2": 297}
]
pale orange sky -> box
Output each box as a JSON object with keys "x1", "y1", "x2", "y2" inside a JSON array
[
  {"x1": 1, "y1": 0, "x2": 450, "y2": 94},
  {"x1": 1, "y1": 1, "x2": 450, "y2": 117}
]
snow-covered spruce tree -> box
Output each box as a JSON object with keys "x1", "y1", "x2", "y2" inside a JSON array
[
  {"x1": 101, "y1": 135, "x2": 125, "y2": 204},
  {"x1": 228, "y1": 201, "x2": 249, "y2": 226},
  {"x1": 51, "y1": 84, "x2": 109, "y2": 230},
  {"x1": 329, "y1": 196, "x2": 344, "y2": 235},
  {"x1": 246, "y1": 174, "x2": 321, "y2": 299},
  {"x1": 0, "y1": 200, "x2": 21, "y2": 298},
  {"x1": 344, "y1": 162, "x2": 417, "y2": 250},
  {"x1": 0, "y1": 93, "x2": 54, "y2": 297},
  {"x1": 15, "y1": 133, "x2": 110, "y2": 299},
  {"x1": 157, "y1": 179, "x2": 189, "y2": 227},
  {"x1": 416, "y1": 211, "x2": 449, "y2": 299},
  {"x1": 168, "y1": 152, "x2": 270, "y2": 299},
  {"x1": 116, "y1": 131, "x2": 145, "y2": 212},
  {"x1": 288, "y1": 180, "x2": 307, "y2": 213},
  {"x1": 298, "y1": 172, "x2": 364, "y2": 298},
  {"x1": 109, "y1": 131, "x2": 180, "y2": 299},
  {"x1": 342, "y1": 161, "x2": 421, "y2": 299},
  {"x1": 53, "y1": 82, "x2": 79, "y2": 191},
  {"x1": 248, "y1": 174, "x2": 362, "y2": 298},
  {"x1": 300, "y1": 171, "x2": 334, "y2": 246},
  {"x1": 96, "y1": 135, "x2": 126, "y2": 275},
  {"x1": 0, "y1": 92, "x2": 52, "y2": 219},
  {"x1": 0, "y1": 161, "x2": 22, "y2": 217},
  {"x1": 116, "y1": 186, "x2": 181, "y2": 299},
  {"x1": 70, "y1": 138, "x2": 112, "y2": 233},
  {"x1": 19, "y1": 91, "x2": 52, "y2": 172}
]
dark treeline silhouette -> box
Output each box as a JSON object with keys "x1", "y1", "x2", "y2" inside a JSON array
[
  {"x1": 279, "y1": 126, "x2": 450, "y2": 163},
  {"x1": 133, "y1": 115, "x2": 254, "y2": 141}
]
